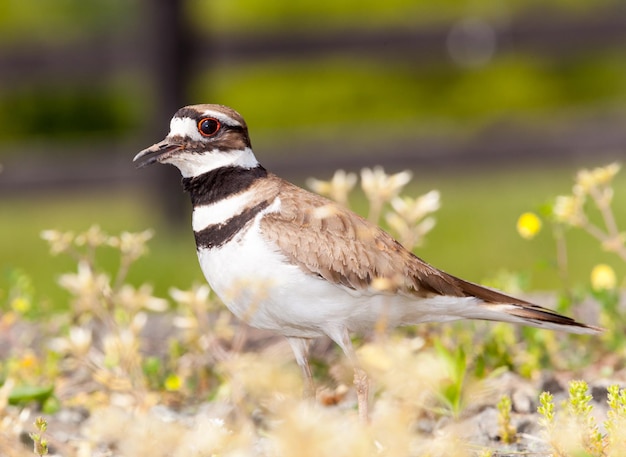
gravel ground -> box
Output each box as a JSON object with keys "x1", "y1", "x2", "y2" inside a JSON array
[{"x1": 2, "y1": 310, "x2": 624, "y2": 457}]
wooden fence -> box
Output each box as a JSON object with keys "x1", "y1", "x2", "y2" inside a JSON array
[{"x1": 1, "y1": 1, "x2": 625, "y2": 220}]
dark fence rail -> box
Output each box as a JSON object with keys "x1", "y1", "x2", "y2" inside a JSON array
[
  {"x1": 1, "y1": 3, "x2": 625, "y2": 204},
  {"x1": 3, "y1": 10, "x2": 626, "y2": 82}
]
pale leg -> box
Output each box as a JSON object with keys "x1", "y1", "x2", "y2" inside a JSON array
[
  {"x1": 287, "y1": 337, "x2": 315, "y2": 398},
  {"x1": 330, "y1": 327, "x2": 370, "y2": 421}
]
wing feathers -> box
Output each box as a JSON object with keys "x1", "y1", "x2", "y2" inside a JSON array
[{"x1": 259, "y1": 174, "x2": 600, "y2": 334}]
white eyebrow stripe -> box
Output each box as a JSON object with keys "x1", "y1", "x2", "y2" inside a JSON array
[
  {"x1": 168, "y1": 117, "x2": 204, "y2": 141},
  {"x1": 199, "y1": 109, "x2": 242, "y2": 127}
]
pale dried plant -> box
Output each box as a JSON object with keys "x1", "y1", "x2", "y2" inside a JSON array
[
  {"x1": 553, "y1": 162, "x2": 626, "y2": 263},
  {"x1": 34, "y1": 224, "x2": 491, "y2": 457},
  {"x1": 357, "y1": 341, "x2": 478, "y2": 456},
  {"x1": 216, "y1": 348, "x2": 303, "y2": 405},
  {"x1": 358, "y1": 337, "x2": 445, "y2": 409},
  {"x1": 0, "y1": 384, "x2": 33, "y2": 457},
  {"x1": 49, "y1": 326, "x2": 92, "y2": 361},
  {"x1": 308, "y1": 166, "x2": 439, "y2": 251},
  {"x1": 170, "y1": 283, "x2": 239, "y2": 393},
  {"x1": 271, "y1": 400, "x2": 372, "y2": 457},
  {"x1": 171, "y1": 284, "x2": 216, "y2": 348},
  {"x1": 81, "y1": 406, "x2": 247, "y2": 457},
  {"x1": 360, "y1": 166, "x2": 413, "y2": 223},
  {"x1": 43, "y1": 226, "x2": 166, "y2": 400},
  {"x1": 74, "y1": 385, "x2": 478, "y2": 457},
  {"x1": 0, "y1": 380, "x2": 25, "y2": 457},
  {"x1": 307, "y1": 169, "x2": 357, "y2": 206},
  {"x1": 368, "y1": 398, "x2": 416, "y2": 456},
  {"x1": 57, "y1": 261, "x2": 112, "y2": 318},
  {"x1": 539, "y1": 381, "x2": 626, "y2": 457},
  {"x1": 605, "y1": 384, "x2": 626, "y2": 456},
  {"x1": 386, "y1": 190, "x2": 440, "y2": 250},
  {"x1": 412, "y1": 431, "x2": 473, "y2": 457}
]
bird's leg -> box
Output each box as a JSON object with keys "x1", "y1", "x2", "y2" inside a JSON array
[
  {"x1": 287, "y1": 337, "x2": 315, "y2": 398},
  {"x1": 333, "y1": 328, "x2": 370, "y2": 422},
  {"x1": 353, "y1": 366, "x2": 370, "y2": 422}
]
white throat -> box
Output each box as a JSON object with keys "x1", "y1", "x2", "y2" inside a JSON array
[{"x1": 162, "y1": 147, "x2": 259, "y2": 178}]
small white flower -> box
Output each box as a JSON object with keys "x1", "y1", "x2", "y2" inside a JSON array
[
  {"x1": 103, "y1": 329, "x2": 139, "y2": 369},
  {"x1": 75, "y1": 225, "x2": 108, "y2": 247},
  {"x1": 41, "y1": 229, "x2": 75, "y2": 255},
  {"x1": 385, "y1": 212, "x2": 408, "y2": 237},
  {"x1": 307, "y1": 169, "x2": 357, "y2": 205},
  {"x1": 69, "y1": 326, "x2": 93, "y2": 356},
  {"x1": 390, "y1": 190, "x2": 440, "y2": 222},
  {"x1": 360, "y1": 167, "x2": 413, "y2": 202},
  {"x1": 58, "y1": 261, "x2": 111, "y2": 311},
  {"x1": 170, "y1": 284, "x2": 211, "y2": 307},
  {"x1": 49, "y1": 326, "x2": 92, "y2": 357},
  {"x1": 415, "y1": 216, "x2": 436, "y2": 238},
  {"x1": 130, "y1": 311, "x2": 148, "y2": 333},
  {"x1": 115, "y1": 284, "x2": 168, "y2": 313},
  {"x1": 108, "y1": 230, "x2": 154, "y2": 261},
  {"x1": 385, "y1": 190, "x2": 439, "y2": 250},
  {"x1": 173, "y1": 315, "x2": 198, "y2": 330},
  {"x1": 553, "y1": 195, "x2": 585, "y2": 226},
  {"x1": 576, "y1": 163, "x2": 621, "y2": 194}
]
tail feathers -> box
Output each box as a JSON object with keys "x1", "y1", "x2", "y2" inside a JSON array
[
  {"x1": 450, "y1": 276, "x2": 602, "y2": 334},
  {"x1": 477, "y1": 302, "x2": 602, "y2": 335}
]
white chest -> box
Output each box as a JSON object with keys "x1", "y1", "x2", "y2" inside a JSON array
[
  {"x1": 196, "y1": 218, "x2": 327, "y2": 336},
  {"x1": 192, "y1": 202, "x2": 479, "y2": 339}
]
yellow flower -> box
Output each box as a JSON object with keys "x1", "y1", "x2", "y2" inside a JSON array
[
  {"x1": 20, "y1": 352, "x2": 38, "y2": 370},
  {"x1": 517, "y1": 212, "x2": 542, "y2": 239},
  {"x1": 591, "y1": 264, "x2": 617, "y2": 291},
  {"x1": 164, "y1": 374, "x2": 183, "y2": 391},
  {"x1": 10, "y1": 296, "x2": 31, "y2": 314}
]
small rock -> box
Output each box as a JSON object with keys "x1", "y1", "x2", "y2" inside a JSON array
[
  {"x1": 539, "y1": 374, "x2": 564, "y2": 395},
  {"x1": 511, "y1": 388, "x2": 535, "y2": 414}
]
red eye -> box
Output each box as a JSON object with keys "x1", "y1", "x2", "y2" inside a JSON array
[{"x1": 198, "y1": 117, "x2": 221, "y2": 137}]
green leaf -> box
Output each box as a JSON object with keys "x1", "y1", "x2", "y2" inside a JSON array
[{"x1": 8, "y1": 384, "x2": 54, "y2": 406}]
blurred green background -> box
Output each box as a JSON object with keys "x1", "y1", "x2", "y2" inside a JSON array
[{"x1": 1, "y1": 0, "x2": 625, "y2": 311}]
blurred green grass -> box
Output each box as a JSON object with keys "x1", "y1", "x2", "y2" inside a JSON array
[
  {"x1": 201, "y1": 53, "x2": 626, "y2": 146},
  {"x1": 2, "y1": 0, "x2": 624, "y2": 182},
  {"x1": 2, "y1": 165, "x2": 624, "y2": 313},
  {"x1": 200, "y1": 0, "x2": 616, "y2": 33},
  {"x1": 0, "y1": 0, "x2": 615, "y2": 44}
]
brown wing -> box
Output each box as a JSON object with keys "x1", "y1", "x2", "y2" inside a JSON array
[
  {"x1": 259, "y1": 175, "x2": 601, "y2": 334},
  {"x1": 260, "y1": 175, "x2": 469, "y2": 297}
]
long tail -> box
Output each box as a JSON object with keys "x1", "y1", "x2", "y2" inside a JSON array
[{"x1": 454, "y1": 277, "x2": 602, "y2": 335}]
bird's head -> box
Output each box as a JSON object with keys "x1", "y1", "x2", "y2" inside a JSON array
[{"x1": 133, "y1": 104, "x2": 257, "y2": 178}]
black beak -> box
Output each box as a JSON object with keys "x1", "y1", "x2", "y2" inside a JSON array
[{"x1": 133, "y1": 139, "x2": 181, "y2": 168}]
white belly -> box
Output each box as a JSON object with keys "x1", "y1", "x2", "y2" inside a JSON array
[
  {"x1": 197, "y1": 223, "x2": 355, "y2": 338},
  {"x1": 196, "y1": 221, "x2": 477, "y2": 339}
]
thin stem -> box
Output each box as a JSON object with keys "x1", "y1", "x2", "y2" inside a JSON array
[
  {"x1": 113, "y1": 254, "x2": 131, "y2": 291},
  {"x1": 590, "y1": 186, "x2": 620, "y2": 237},
  {"x1": 553, "y1": 224, "x2": 571, "y2": 298},
  {"x1": 367, "y1": 198, "x2": 383, "y2": 224},
  {"x1": 580, "y1": 219, "x2": 626, "y2": 263},
  {"x1": 587, "y1": 186, "x2": 626, "y2": 262}
]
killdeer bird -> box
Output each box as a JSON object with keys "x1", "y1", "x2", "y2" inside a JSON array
[{"x1": 134, "y1": 104, "x2": 600, "y2": 419}]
